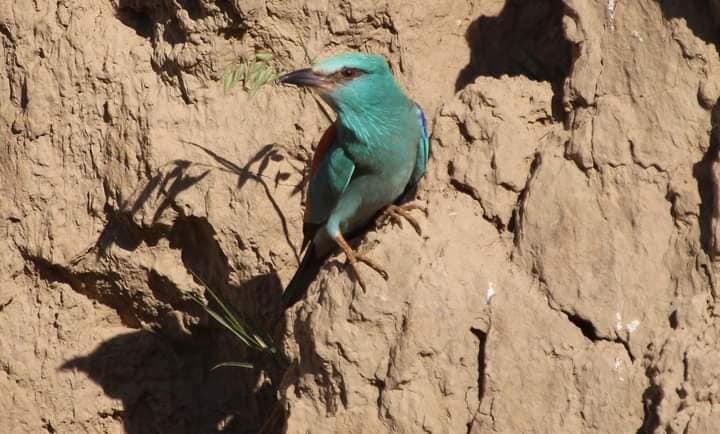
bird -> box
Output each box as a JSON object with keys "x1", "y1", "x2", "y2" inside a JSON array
[{"x1": 278, "y1": 52, "x2": 429, "y2": 308}]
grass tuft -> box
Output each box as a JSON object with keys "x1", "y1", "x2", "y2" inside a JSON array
[
  {"x1": 189, "y1": 270, "x2": 274, "y2": 370},
  {"x1": 222, "y1": 51, "x2": 279, "y2": 96}
]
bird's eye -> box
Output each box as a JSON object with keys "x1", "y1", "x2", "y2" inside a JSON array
[{"x1": 341, "y1": 68, "x2": 358, "y2": 78}]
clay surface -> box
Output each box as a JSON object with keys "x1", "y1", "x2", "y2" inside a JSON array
[{"x1": 2, "y1": 0, "x2": 720, "y2": 433}]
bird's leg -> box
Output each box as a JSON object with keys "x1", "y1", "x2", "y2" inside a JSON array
[
  {"x1": 334, "y1": 233, "x2": 389, "y2": 290},
  {"x1": 379, "y1": 202, "x2": 427, "y2": 235}
]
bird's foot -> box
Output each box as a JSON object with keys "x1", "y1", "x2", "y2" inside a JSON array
[
  {"x1": 379, "y1": 202, "x2": 427, "y2": 236},
  {"x1": 335, "y1": 233, "x2": 389, "y2": 291}
]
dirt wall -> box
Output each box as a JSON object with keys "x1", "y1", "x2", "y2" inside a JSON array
[{"x1": 2, "y1": 1, "x2": 720, "y2": 433}]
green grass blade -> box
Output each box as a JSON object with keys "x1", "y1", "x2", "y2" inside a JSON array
[
  {"x1": 245, "y1": 70, "x2": 260, "y2": 93},
  {"x1": 256, "y1": 67, "x2": 274, "y2": 87},
  {"x1": 203, "y1": 304, "x2": 255, "y2": 347},
  {"x1": 202, "y1": 282, "x2": 249, "y2": 335},
  {"x1": 233, "y1": 63, "x2": 246, "y2": 85},
  {"x1": 223, "y1": 69, "x2": 234, "y2": 94},
  {"x1": 211, "y1": 361, "x2": 254, "y2": 370},
  {"x1": 188, "y1": 270, "x2": 271, "y2": 352},
  {"x1": 249, "y1": 61, "x2": 265, "y2": 75}
]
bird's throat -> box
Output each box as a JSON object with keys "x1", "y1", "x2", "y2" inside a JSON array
[{"x1": 336, "y1": 104, "x2": 407, "y2": 147}]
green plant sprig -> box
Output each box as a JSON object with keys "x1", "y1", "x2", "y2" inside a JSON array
[
  {"x1": 223, "y1": 51, "x2": 279, "y2": 96},
  {"x1": 189, "y1": 270, "x2": 274, "y2": 370}
]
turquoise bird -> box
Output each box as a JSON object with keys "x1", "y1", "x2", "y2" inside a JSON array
[{"x1": 278, "y1": 52, "x2": 429, "y2": 307}]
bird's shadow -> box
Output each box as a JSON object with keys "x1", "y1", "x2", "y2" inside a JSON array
[{"x1": 59, "y1": 316, "x2": 282, "y2": 434}]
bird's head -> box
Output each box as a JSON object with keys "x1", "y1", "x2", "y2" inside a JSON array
[{"x1": 278, "y1": 52, "x2": 407, "y2": 115}]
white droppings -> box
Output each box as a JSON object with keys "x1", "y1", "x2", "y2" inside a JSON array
[
  {"x1": 485, "y1": 282, "x2": 496, "y2": 304},
  {"x1": 626, "y1": 319, "x2": 640, "y2": 334},
  {"x1": 616, "y1": 313, "x2": 640, "y2": 334},
  {"x1": 631, "y1": 30, "x2": 643, "y2": 42},
  {"x1": 607, "y1": 0, "x2": 616, "y2": 31},
  {"x1": 614, "y1": 357, "x2": 625, "y2": 382}
]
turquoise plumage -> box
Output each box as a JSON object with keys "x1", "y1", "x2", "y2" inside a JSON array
[{"x1": 278, "y1": 52, "x2": 429, "y2": 307}]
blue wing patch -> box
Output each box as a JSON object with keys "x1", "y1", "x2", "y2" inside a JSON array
[
  {"x1": 408, "y1": 103, "x2": 429, "y2": 187},
  {"x1": 418, "y1": 105, "x2": 429, "y2": 164}
]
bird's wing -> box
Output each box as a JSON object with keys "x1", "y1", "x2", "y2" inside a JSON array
[
  {"x1": 308, "y1": 121, "x2": 337, "y2": 182},
  {"x1": 408, "y1": 104, "x2": 429, "y2": 187},
  {"x1": 301, "y1": 121, "x2": 355, "y2": 250}
]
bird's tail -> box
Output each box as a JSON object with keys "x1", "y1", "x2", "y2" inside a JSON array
[{"x1": 282, "y1": 242, "x2": 324, "y2": 308}]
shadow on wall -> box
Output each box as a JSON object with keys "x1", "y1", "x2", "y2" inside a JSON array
[
  {"x1": 92, "y1": 142, "x2": 297, "y2": 332},
  {"x1": 181, "y1": 140, "x2": 305, "y2": 263},
  {"x1": 658, "y1": 0, "x2": 720, "y2": 50},
  {"x1": 662, "y1": 0, "x2": 720, "y2": 264},
  {"x1": 112, "y1": 0, "x2": 249, "y2": 104},
  {"x1": 456, "y1": 0, "x2": 571, "y2": 117},
  {"x1": 65, "y1": 143, "x2": 301, "y2": 433},
  {"x1": 114, "y1": 0, "x2": 249, "y2": 42},
  {"x1": 61, "y1": 329, "x2": 278, "y2": 434},
  {"x1": 693, "y1": 100, "x2": 720, "y2": 258}
]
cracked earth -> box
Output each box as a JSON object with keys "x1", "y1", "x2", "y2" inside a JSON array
[{"x1": 3, "y1": 0, "x2": 720, "y2": 433}]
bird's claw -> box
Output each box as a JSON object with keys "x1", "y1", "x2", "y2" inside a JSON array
[
  {"x1": 380, "y1": 202, "x2": 427, "y2": 236},
  {"x1": 346, "y1": 252, "x2": 389, "y2": 291},
  {"x1": 335, "y1": 234, "x2": 389, "y2": 291}
]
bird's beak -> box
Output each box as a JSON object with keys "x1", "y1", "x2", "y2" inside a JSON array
[{"x1": 278, "y1": 68, "x2": 329, "y2": 88}]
